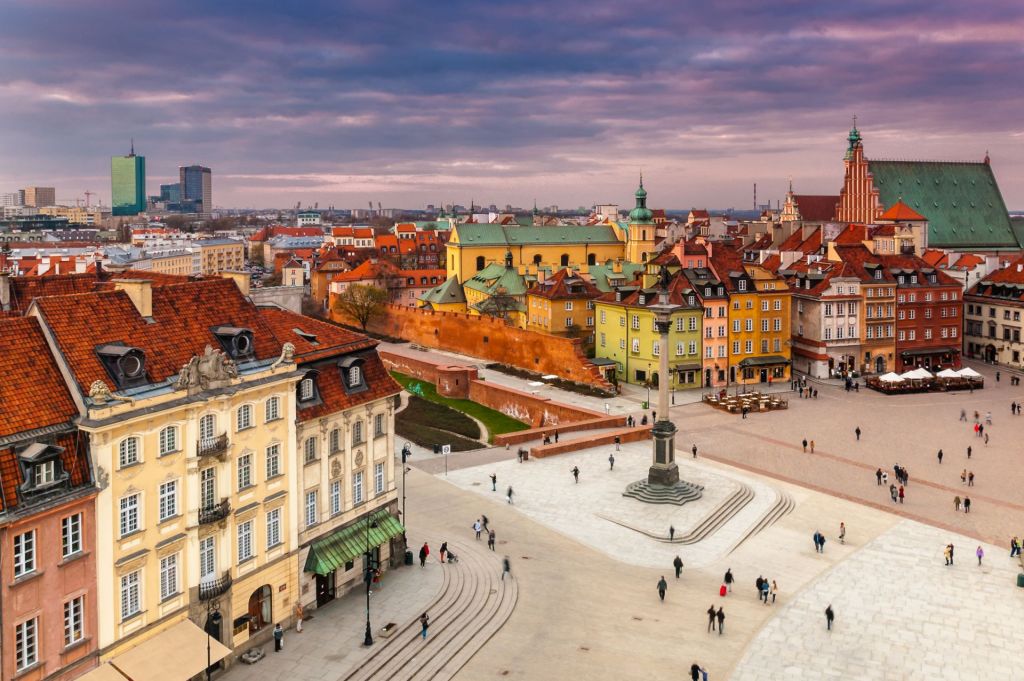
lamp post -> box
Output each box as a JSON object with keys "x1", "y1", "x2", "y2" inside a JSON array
[
  {"x1": 400, "y1": 443, "x2": 411, "y2": 524},
  {"x1": 205, "y1": 598, "x2": 221, "y2": 681},
  {"x1": 363, "y1": 515, "x2": 379, "y2": 646}
]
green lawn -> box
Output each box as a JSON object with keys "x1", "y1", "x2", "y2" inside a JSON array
[
  {"x1": 391, "y1": 372, "x2": 530, "y2": 442},
  {"x1": 401, "y1": 396, "x2": 481, "y2": 440},
  {"x1": 395, "y1": 421, "x2": 482, "y2": 452}
]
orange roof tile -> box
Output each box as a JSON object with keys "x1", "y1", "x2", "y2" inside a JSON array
[
  {"x1": 879, "y1": 200, "x2": 927, "y2": 222},
  {"x1": 0, "y1": 317, "x2": 79, "y2": 438}
]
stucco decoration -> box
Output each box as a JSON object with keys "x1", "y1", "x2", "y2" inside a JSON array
[
  {"x1": 176, "y1": 345, "x2": 239, "y2": 392},
  {"x1": 88, "y1": 380, "x2": 133, "y2": 404},
  {"x1": 270, "y1": 342, "x2": 296, "y2": 370}
]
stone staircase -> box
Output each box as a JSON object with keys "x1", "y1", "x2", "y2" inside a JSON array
[
  {"x1": 339, "y1": 539, "x2": 518, "y2": 681},
  {"x1": 621, "y1": 478, "x2": 704, "y2": 505},
  {"x1": 728, "y1": 489, "x2": 795, "y2": 554},
  {"x1": 600, "y1": 482, "x2": 754, "y2": 543}
]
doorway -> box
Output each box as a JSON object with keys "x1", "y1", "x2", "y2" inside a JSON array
[
  {"x1": 248, "y1": 585, "x2": 272, "y2": 634},
  {"x1": 874, "y1": 356, "x2": 886, "y2": 373},
  {"x1": 316, "y1": 572, "x2": 336, "y2": 607},
  {"x1": 759, "y1": 369, "x2": 768, "y2": 383}
]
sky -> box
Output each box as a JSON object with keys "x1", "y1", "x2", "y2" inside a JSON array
[{"x1": 1, "y1": 0, "x2": 1022, "y2": 211}]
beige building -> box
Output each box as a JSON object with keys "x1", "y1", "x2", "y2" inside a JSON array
[
  {"x1": 39, "y1": 205, "x2": 108, "y2": 225},
  {"x1": 23, "y1": 186, "x2": 56, "y2": 207},
  {"x1": 196, "y1": 238, "x2": 246, "y2": 274}
]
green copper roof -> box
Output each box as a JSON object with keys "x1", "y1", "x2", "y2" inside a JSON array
[
  {"x1": 628, "y1": 176, "x2": 653, "y2": 223},
  {"x1": 453, "y1": 223, "x2": 620, "y2": 246},
  {"x1": 588, "y1": 261, "x2": 645, "y2": 292},
  {"x1": 868, "y1": 160, "x2": 1017, "y2": 249},
  {"x1": 303, "y1": 510, "x2": 404, "y2": 576},
  {"x1": 464, "y1": 262, "x2": 528, "y2": 296},
  {"x1": 420, "y1": 276, "x2": 466, "y2": 305}
]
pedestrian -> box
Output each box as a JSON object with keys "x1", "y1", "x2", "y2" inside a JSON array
[
  {"x1": 609, "y1": 453, "x2": 615, "y2": 470},
  {"x1": 673, "y1": 555, "x2": 684, "y2": 578},
  {"x1": 802, "y1": 438, "x2": 808, "y2": 453},
  {"x1": 984, "y1": 432, "x2": 989, "y2": 446},
  {"x1": 770, "y1": 580, "x2": 778, "y2": 604},
  {"x1": 295, "y1": 603, "x2": 304, "y2": 633},
  {"x1": 954, "y1": 495, "x2": 961, "y2": 511},
  {"x1": 571, "y1": 466, "x2": 580, "y2": 483},
  {"x1": 502, "y1": 555, "x2": 511, "y2": 580},
  {"x1": 756, "y1": 575, "x2": 764, "y2": 594},
  {"x1": 825, "y1": 605, "x2": 834, "y2": 631},
  {"x1": 707, "y1": 605, "x2": 717, "y2": 632},
  {"x1": 961, "y1": 469, "x2": 967, "y2": 485},
  {"x1": 652, "y1": 411, "x2": 657, "y2": 421},
  {"x1": 507, "y1": 486, "x2": 514, "y2": 504},
  {"x1": 890, "y1": 484, "x2": 898, "y2": 503},
  {"x1": 669, "y1": 525, "x2": 676, "y2": 541},
  {"x1": 876, "y1": 468, "x2": 882, "y2": 485},
  {"x1": 960, "y1": 408, "x2": 967, "y2": 421},
  {"x1": 967, "y1": 446, "x2": 972, "y2": 460},
  {"x1": 690, "y1": 663, "x2": 705, "y2": 681},
  {"x1": 813, "y1": 389, "x2": 818, "y2": 398},
  {"x1": 473, "y1": 519, "x2": 482, "y2": 540},
  {"x1": 657, "y1": 576, "x2": 668, "y2": 602},
  {"x1": 419, "y1": 542, "x2": 430, "y2": 567},
  {"x1": 985, "y1": 411, "x2": 992, "y2": 425},
  {"x1": 968, "y1": 471, "x2": 975, "y2": 486},
  {"x1": 273, "y1": 623, "x2": 284, "y2": 651},
  {"x1": 979, "y1": 424, "x2": 985, "y2": 438},
  {"x1": 614, "y1": 435, "x2": 621, "y2": 451},
  {"x1": 716, "y1": 607, "x2": 725, "y2": 635},
  {"x1": 949, "y1": 543, "x2": 955, "y2": 564},
  {"x1": 554, "y1": 430, "x2": 559, "y2": 443},
  {"x1": 693, "y1": 443, "x2": 698, "y2": 458},
  {"x1": 760, "y1": 579, "x2": 770, "y2": 604},
  {"x1": 818, "y1": 531, "x2": 826, "y2": 553},
  {"x1": 855, "y1": 426, "x2": 861, "y2": 441},
  {"x1": 976, "y1": 545, "x2": 984, "y2": 566},
  {"x1": 490, "y1": 473, "x2": 497, "y2": 491},
  {"x1": 964, "y1": 497, "x2": 971, "y2": 513},
  {"x1": 898, "y1": 485, "x2": 905, "y2": 504},
  {"x1": 724, "y1": 568, "x2": 734, "y2": 592},
  {"x1": 741, "y1": 406, "x2": 748, "y2": 419},
  {"x1": 937, "y1": 449, "x2": 943, "y2": 464},
  {"x1": 1010, "y1": 536, "x2": 1020, "y2": 557},
  {"x1": 882, "y1": 471, "x2": 888, "y2": 486},
  {"x1": 839, "y1": 522, "x2": 846, "y2": 544},
  {"x1": 482, "y1": 514, "x2": 489, "y2": 532},
  {"x1": 997, "y1": 371, "x2": 1001, "y2": 382},
  {"x1": 439, "y1": 541, "x2": 448, "y2": 564},
  {"x1": 487, "y1": 529, "x2": 496, "y2": 551},
  {"x1": 944, "y1": 544, "x2": 952, "y2": 565},
  {"x1": 420, "y1": 612, "x2": 430, "y2": 639},
  {"x1": 517, "y1": 449, "x2": 523, "y2": 463}
]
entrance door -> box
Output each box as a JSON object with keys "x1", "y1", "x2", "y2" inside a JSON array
[
  {"x1": 704, "y1": 368, "x2": 712, "y2": 387},
  {"x1": 875, "y1": 356, "x2": 886, "y2": 373},
  {"x1": 316, "y1": 572, "x2": 336, "y2": 607},
  {"x1": 759, "y1": 369, "x2": 768, "y2": 383}
]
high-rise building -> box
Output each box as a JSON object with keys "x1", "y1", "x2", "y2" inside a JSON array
[
  {"x1": 111, "y1": 141, "x2": 146, "y2": 216},
  {"x1": 159, "y1": 182, "x2": 181, "y2": 203},
  {"x1": 22, "y1": 186, "x2": 56, "y2": 207},
  {"x1": 179, "y1": 165, "x2": 212, "y2": 218},
  {"x1": 1, "y1": 190, "x2": 24, "y2": 207}
]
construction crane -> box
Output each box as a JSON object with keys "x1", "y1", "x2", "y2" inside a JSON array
[
  {"x1": 377, "y1": 202, "x2": 382, "y2": 215},
  {"x1": 368, "y1": 200, "x2": 374, "y2": 216},
  {"x1": 83, "y1": 190, "x2": 95, "y2": 207}
]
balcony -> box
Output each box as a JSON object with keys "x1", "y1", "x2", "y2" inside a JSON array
[
  {"x1": 199, "y1": 499, "x2": 231, "y2": 525},
  {"x1": 198, "y1": 570, "x2": 233, "y2": 601},
  {"x1": 197, "y1": 434, "x2": 229, "y2": 460}
]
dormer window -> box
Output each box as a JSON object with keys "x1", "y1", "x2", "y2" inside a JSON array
[
  {"x1": 705, "y1": 287, "x2": 711, "y2": 297},
  {"x1": 95, "y1": 343, "x2": 147, "y2": 389},
  {"x1": 910, "y1": 275, "x2": 918, "y2": 284},
  {"x1": 874, "y1": 269, "x2": 882, "y2": 279},
  {"x1": 338, "y1": 357, "x2": 368, "y2": 394},
  {"x1": 212, "y1": 326, "x2": 255, "y2": 359},
  {"x1": 298, "y1": 375, "x2": 316, "y2": 402},
  {"x1": 34, "y1": 460, "x2": 55, "y2": 486},
  {"x1": 638, "y1": 294, "x2": 646, "y2": 306},
  {"x1": 18, "y1": 442, "x2": 68, "y2": 496},
  {"x1": 738, "y1": 280, "x2": 747, "y2": 292},
  {"x1": 293, "y1": 329, "x2": 318, "y2": 345}
]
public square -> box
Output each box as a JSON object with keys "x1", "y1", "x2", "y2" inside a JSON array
[{"x1": 223, "y1": 358, "x2": 1024, "y2": 681}]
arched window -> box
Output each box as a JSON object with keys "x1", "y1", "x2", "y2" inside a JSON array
[
  {"x1": 299, "y1": 376, "x2": 315, "y2": 401},
  {"x1": 265, "y1": 397, "x2": 281, "y2": 422},
  {"x1": 476, "y1": 255, "x2": 485, "y2": 271},
  {"x1": 237, "y1": 404, "x2": 253, "y2": 431},
  {"x1": 587, "y1": 252, "x2": 596, "y2": 266},
  {"x1": 560, "y1": 253, "x2": 569, "y2": 267},
  {"x1": 533, "y1": 254, "x2": 542, "y2": 265},
  {"x1": 158, "y1": 426, "x2": 178, "y2": 456},
  {"x1": 248, "y1": 585, "x2": 272, "y2": 633},
  {"x1": 119, "y1": 436, "x2": 140, "y2": 467}
]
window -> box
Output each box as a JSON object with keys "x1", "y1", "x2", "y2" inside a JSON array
[
  {"x1": 773, "y1": 339, "x2": 781, "y2": 352},
  {"x1": 159, "y1": 426, "x2": 178, "y2": 455},
  {"x1": 705, "y1": 327, "x2": 713, "y2": 339},
  {"x1": 305, "y1": 490, "x2": 318, "y2": 526},
  {"x1": 631, "y1": 315, "x2": 639, "y2": 330},
  {"x1": 619, "y1": 339, "x2": 626, "y2": 349},
  {"x1": 909, "y1": 330, "x2": 916, "y2": 341},
  {"x1": 237, "y1": 404, "x2": 253, "y2": 431},
  {"x1": 744, "y1": 340, "x2": 753, "y2": 354},
  {"x1": 353, "y1": 421, "x2": 364, "y2": 444},
  {"x1": 120, "y1": 571, "x2": 141, "y2": 620},
  {"x1": 160, "y1": 554, "x2": 179, "y2": 600},
  {"x1": 925, "y1": 328, "x2": 932, "y2": 339},
  {"x1": 330, "y1": 481, "x2": 342, "y2": 516},
  {"x1": 941, "y1": 327, "x2": 948, "y2": 338},
  {"x1": 119, "y1": 437, "x2": 140, "y2": 468},
  {"x1": 761, "y1": 319, "x2": 769, "y2": 332},
  {"x1": 375, "y1": 462, "x2": 385, "y2": 495},
  {"x1": 951, "y1": 327, "x2": 958, "y2": 338},
  {"x1": 353, "y1": 471, "x2": 364, "y2": 504},
  {"x1": 599, "y1": 310, "x2": 606, "y2": 324},
  {"x1": 119, "y1": 493, "x2": 140, "y2": 536},
  {"x1": 299, "y1": 377, "x2": 315, "y2": 401},
  {"x1": 824, "y1": 303, "x2": 833, "y2": 317},
  {"x1": 266, "y1": 508, "x2": 282, "y2": 548},
  {"x1": 619, "y1": 315, "x2": 625, "y2": 327},
  {"x1": 745, "y1": 319, "x2": 753, "y2": 332},
  {"x1": 761, "y1": 340, "x2": 769, "y2": 353},
  {"x1": 265, "y1": 397, "x2": 281, "y2": 422},
  {"x1": 718, "y1": 345, "x2": 727, "y2": 358},
  {"x1": 738, "y1": 280, "x2": 747, "y2": 291},
  {"x1": 199, "y1": 537, "x2": 215, "y2": 580},
  {"x1": 600, "y1": 333, "x2": 606, "y2": 347},
  {"x1": 774, "y1": 299, "x2": 781, "y2": 311},
  {"x1": 348, "y1": 365, "x2": 362, "y2": 388},
  {"x1": 732, "y1": 341, "x2": 740, "y2": 354},
  {"x1": 375, "y1": 413, "x2": 385, "y2": 436},
  {"x1": 16, "y1": 617, "x2": 38, "y2": 671},
  {"x1": 304, "y1": 437, "x2": 317, "y2": 463},
  {"x1": 652, "y1": 341, "x2": 660, "y2": 356},
  {"x1": 675, "y1": 318, "x2": 684, "y2": 332},
  {"x1": 237, "y1": 454, "x2": 252, "y2": 490},
  {"x1": 266, "y1": 444, "x2": 281, "y2": 478},
  {"x1": 564, "y1": 317, "x2": 574, "y2": 328},
  {"x1": 773, "y1": 319, "x2": 782, "y2": 332},
  {"x1": 824, "y1": 327, "x2": 832, "y2": 340},
  {"x1": 34, "y1": 460, "x2": 55, "y2": 485},
  {"x1": 564, "y1": 301, "x2": 573, "y2": 311},
  {"x1": 62, "y1": 513, "x2": 82, "y2": 558},
  {"x1": 836, "y1": 327, "x2": 844, "y2": 339},
  {"x1": 733, "y1": 320, "x2": 740, "y2": 333},
  {"x1": 158, "y1": 481, "x2": 178, "y2": 521},
  {"x1": 13, "y1": 530, "x2": 35, "y2": 577},
  {"x1": 689, "y1": 341, "x2": 697, "y2": 355},
  {"x1": 676, "y1": 342, "x2": 684, "y2": 356},
  {"x1": 64, "y1": 596, "x2": 85, "y2": 647},
  {"x1": 689, "y1": 317, "x2": 698, "y2": 331},
  {"x1": 237, "y1": 520, "x2": 253, "y2": 562},
  {"x1": 761, "y1": 300, "x2": 769, "y2": 311},
  {"x1": 705, "y1": 346, "x2": 713, "y2": 358},
  {"x1": 631, "y1": 338, "x2": 640, "y2": 353}
]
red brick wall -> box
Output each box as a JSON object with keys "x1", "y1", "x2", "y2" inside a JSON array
[
  {"x1": 380, "y1": 352, "x2": 442, "y2": 383},
  {"x1": 530, "y1": 426, "x2": 652, "y2": 458},
  {"x1": 337, "y1": 305, "x2": 611, "y2": 388},
  {"x1": 493, "y1": 416, "x2": 628, "y2": 446},
  {"x1": 467, "y1": 380, "x2": 605, "y2": 428}
]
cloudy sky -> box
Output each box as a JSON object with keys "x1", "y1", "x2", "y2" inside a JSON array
[{"x1": 2, "y1": 0, "x2": 1022, "y2": 210}]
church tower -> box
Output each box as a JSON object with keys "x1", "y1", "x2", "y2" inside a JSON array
[{"x1": 626, "y1": 174, "x2": 656, "y2": 263}]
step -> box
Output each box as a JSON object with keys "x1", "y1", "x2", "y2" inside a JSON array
[{"x1": 728, "y1": 490, "x2": 795, "y2": 554}]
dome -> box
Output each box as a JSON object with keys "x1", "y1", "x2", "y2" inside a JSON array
[{"x1": 629, "y1": 175, "x2": 653, "y2": 223}]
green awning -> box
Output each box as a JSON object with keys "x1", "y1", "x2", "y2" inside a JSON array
[
  {"x1": 738, "y1": 355, "x2": 791, "y2": 368},
  {"x1": 304, "y1": 509, "x2": 404, "y2": 576}
]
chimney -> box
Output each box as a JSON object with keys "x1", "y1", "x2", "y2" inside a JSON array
[
  {"x1": 113, "y1": 279, "x2": 153, "y2": 318},
  {"x1": 0, "y1": 272, "x2": 10, "y2": 311},
  {"x1": 221, "y1": 270, "x2": 251, "y2": 297}
]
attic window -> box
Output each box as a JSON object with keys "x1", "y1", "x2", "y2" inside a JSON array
[
  {"x1": 338, "y1": 356, "x2": 368, "y2": 394},
  {"x1": 638, "y1": 294, "x2": 646, "y2": 305},
  {"x1": 212, "y1": 326, "x2": 255, "y2": 359},
  {"x1": 95, "y1": 343, "x2": 148, "y2": 389},
  {"x1": 298, "y1": 371, "x2": 320, "y2": 404},
  {"x1": 293, "y1": 328, "x2": 318, "y2": 345},
  {"x1": 18, "y1": 442, "x2": 68, "y2": 496},
  {"x1": 874, "y1": 269, "x2": 882, "y2": 279},
  {"x1": 738, "y1": 280, "x2": 747, "y2": 292}
]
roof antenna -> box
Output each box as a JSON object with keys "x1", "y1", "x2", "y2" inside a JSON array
[{"x1": 130, "y1": 137, "x2": 135, "y2": 156}]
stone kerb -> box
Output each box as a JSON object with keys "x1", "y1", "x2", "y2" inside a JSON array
[
  {"x1": 493, "y1": 416, "x2": 628, "y2": 446},
  {"x1": 529, "y1": 425, "x2": 652, "y2": 459}
]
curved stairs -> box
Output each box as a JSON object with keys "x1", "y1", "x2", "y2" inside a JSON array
[{"x1": 340, "y1": 539, "x2": 518, "y2": 681}]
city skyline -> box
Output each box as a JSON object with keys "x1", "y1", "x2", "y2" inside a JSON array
[{"x1": 1, "y1": 0, "x2": 1022, "y2": 209}]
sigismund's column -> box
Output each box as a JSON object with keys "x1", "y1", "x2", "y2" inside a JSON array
[{"x1": 647, "y1": 284, "x2": 679, "y2": 486}]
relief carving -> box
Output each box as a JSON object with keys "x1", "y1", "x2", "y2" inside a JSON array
[{"x1": 175, "y1": 345, "x2": 238, "y2": 393}]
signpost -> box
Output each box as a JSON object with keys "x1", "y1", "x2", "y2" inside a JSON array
[{"x1": 442, "y1": 444, "x2": 451, "y2": 476}]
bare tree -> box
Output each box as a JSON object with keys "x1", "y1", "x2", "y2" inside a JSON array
[{"x1": 333, "y1": 284, "x2": 389, "y2": 330}]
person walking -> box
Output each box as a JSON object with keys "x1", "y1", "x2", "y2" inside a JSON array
[
  {"x1": 839, "y1": 522, "x2": 846, "y2": 544},
  {"x1": 976, "y1": 545, "x2": 984, "y2": 566},
  {"x1": 1011, "y1": 536, "x2": 1021, "y2": 558},
  {"x1": 716, "y1": 607, "x2": 725, "y2": 635},
  {"x1": 984, "y1": 432, "x2": 989, "y2": 446},
  {"x1": 876, "y1": 468, "x2": 883, "y2": 485},
  {"x1": 964, "y1": 497, "x2": 971, "y2": 513},
  {"x1": 490, "y1": 473, "x2": 497, "y2": 491},
  {"x1": 949, "y1": 543, "x2": 955, "y2": 565},
  {"x1": 810, "y1": 440, "x2": 815, "y2": 453},
  {"x1": 855, "y1": 426, "x2": 861, "y2": 441},
  {"x1": 756, "y1": 575, "x2": 764, "y2": 595},
  {"x1": 502, "y1": 555, "x2": 511, "y2": 580},
  {"x1": 692, "y1": 443, "x2": 698, "y2": 459},
  {"x1": 770, "y1": 580, "x2": 778, "y2": 604},
  {"x1": 487, "y1": 529, "x2": 496, "y2": 551},
  {"x1": 937, "y1": 449, "x2": 943, "y2": 464},
  {"x1": 961, "y1": 469, "x2": 967, "y2": 485},
  {"x1": 825, "y1": 605, "x2": 834, "y2": 631},
  {"x1": 954, "y1": 495, "x2": 961, "y2": 511},
  {"x1": 482, "y1": 514, "x2": 490, "y2": 532},
  {"x1": 802, "y1": 438, "x2": 808, "y2": 453},
  {"x1": 968, "y1": 471, "x2": 975, "y2": 486},
  {"x1": 419, "y1": 542, "x2": 430, "y2": 567},
  {"x1": 960, "y1": 408, "x2": 967, "y2": 421},
  {"x1": 439, "y1": 541, "x2": 448, "y2": 564},
  {"x1": 889, "y1": 484, "x2": 898, "y2": 503},
  {"x1": 673, "y1": 555, "x2": 684, "y2": 578},
  {"x1": 690, "y1": 663, "x2": 705, "y2": 681},
  {"x1": 707, "y1": 605, "x2": 717, "y2": 632},
  {"x1": 473, "y1": 519, "x2": 482, "y2": 540},
  {"x1": 898, "y1": 485, "x2": 905, "y2": 504},
  {"x1": 420, "y1": 612, "x2": 430, "y2": 639},
  {"x1": 724, "y1": 568, "x2": 734, "y2": 592},
  {"x1": 571, "y1": 466, "x2": 580, "y2": 484},
  {"x1": 609, "y1": 453, "x2": 615, "y2": 470},
  {"x1": 273, "y1": 623, "x2": 284, "y2": 651},
  {"x1": 614, "y1": 435, "x2": 621, "y2": 451},
  {"x1": 967, "y1": 446, "x2": 972, "y2": 459},
  {"x1": 760, "y1": 578, "x2": 770, "y2": 604},
  {"x1": 657, "y1": 576, "x2": 668, "y2": 602},
  {"x1": 944, "y1": 544, "x2": 952, "y2": 565},
  {"x1": 669, "y1": 525, "x2": 676, "y2": 541},
  {"x1": 882, "y1": 471, "x2": 888, "y2": 486},
  {"x1": 506, "y1": 486, "x2": 514, "y2": 504},
  {"x1": 554, "y1": 430, "x2": 559, "y2": 443}
]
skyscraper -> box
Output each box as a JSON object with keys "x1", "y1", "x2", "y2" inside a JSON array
[
  {"x1": 111, "y1": 141, "x2": 146, "y2": 216},
  {"x1": 23, "y1": 186, "x2": 56, "y2": 207},
  {"x1": 179, "y1": 165, "x2": 212, "y2": 218}
]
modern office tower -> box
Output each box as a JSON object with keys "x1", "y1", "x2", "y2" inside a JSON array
[
  {"x1": 159, "y1": 182, "x2": 181, "y2": 203},
  {"x1": 1, "y1": 190, "x2": 25, "y2": 207},
  {"x1": 23, "y1": 186, "x2": 56, "y2": 207},
  {"x1": 179, "y1": 165, "x2": 212, "y2": 217},
  {"x1": 111, "y1": 141, "x2": 146, "y2": 215}
]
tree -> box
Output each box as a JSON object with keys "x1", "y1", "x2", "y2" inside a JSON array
[{"x1": 333, "y1": 284, "x2": 388, "y2": 330}]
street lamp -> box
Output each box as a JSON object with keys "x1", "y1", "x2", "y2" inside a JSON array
[
  {"x1": 205, "y1": 599, "x2": 221, "y2": 681},
  {"x1": 400, "y1": 443, "x2": 411, "y2": 525},
  {"x1": 363, "y1": 515, "x2": 379, "y2": 646}
]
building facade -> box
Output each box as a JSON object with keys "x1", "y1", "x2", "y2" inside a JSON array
[
  {"x1": 111, "y1": 146, "x2": 146, "y2": 217},
  {"x1": 179, "y1": 166, "x2": 212, "y2": 218},
  {"x1": 964, "y1": 256, "x2": 1024, "y2": 366}
]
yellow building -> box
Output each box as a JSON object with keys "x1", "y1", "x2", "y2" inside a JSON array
[
  {"x1": 39, "y1": 204, "x2": 108, "y2": 225},
  {"x1": 419, "y1": 275, "x2": 468, "y2": 313},
  {"x1": 196, "y1": 238, "x2": 246, "y2": 274},
  {"x1": 525, "y1": 268, "x2": 601, "y2": 339},
  {"x1": 148, "y1": 251, "x2": 194, "y2": 277},
  {"x1": 462, "y1": 252, "x2": 530, "y2": 326}
]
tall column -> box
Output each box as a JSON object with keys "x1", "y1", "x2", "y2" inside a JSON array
[{"x1": 648, "y1": 294, "x2": 679, "y2": 486}]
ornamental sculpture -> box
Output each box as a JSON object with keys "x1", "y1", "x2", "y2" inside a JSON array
[
  {"x1": 270, "y1": 342, "x2": 296, "y2": 369},
  {"x1": 88, "y1": 380, "x2": 133, "y2": 405},
  {"x1": 175, "y1": 345, "x2": 239, "y2": 392}
]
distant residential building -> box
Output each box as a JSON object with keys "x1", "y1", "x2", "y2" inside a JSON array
[
  {"x1": 38, "y1": 205, "x2": 108, "y2": 226},
  {"x1": 330, "y1": 259, "x2": 445, "y2": 308},
  {"x1": 111, "y1": 143, "x2": 146, "y2": 216},
  {"x1": 179, "y1": 165, "x2": 212, "y2": 218},
  {"x1": 1, "y1": 190, "x2": 24, "y2": 207},
  {"x1": 964, "y1": 255, "x2": 1024, "y2": 366},
  {"x1": 23, "y1": 186, "x2": 56, "y2": 207},
  {"x1": 525, "y1": 268, "x2": 601, "y2": 341},
  {"x1": 195, "y1": 238, "x2": 244, "y2": 274},
  {"x1": 297, "y1": 211, "x2": 322, "y2": 226}
]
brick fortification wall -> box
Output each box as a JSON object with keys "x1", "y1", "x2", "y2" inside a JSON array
[{"x1": 337, "y1": 305, "x2": 610, "y2": 389}]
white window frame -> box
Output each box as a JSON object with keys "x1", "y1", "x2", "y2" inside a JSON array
[
  {"x1": 330, "y1": 480, "x2": 342, "y2": 516},
  {"x1": 299, "y1": 377, "x2": 315, "y2": 400},
  {"x1": 159, "y1": 426, "x2": 178, "y2": 456},
  {"x1": 267, "y1": 508, "x2": 281, "y2": 548},
  {"x1": 305, "y1": 490, "x2": 318, "y2": 526},
  {"x1": 237, "y1": 453, "x2": 253, "y2": 490},
  {"x1": 374, "y1": 462, "x2": 385, "y2": 495},
  {"x1": 199, "y1": 536, "x2": 215, "y2": 580},
  {"x1": 304, "y1": 437, "x2": 317, "y2": 463},
  {"x1": 119, "y1": 436, "x2": 140, "y2": 468},
  {"x1": 265, "y1": 396, "x2": 281, "y2": 422},
  {"x1": 266, "y1": 443, "x2": 281, "y2": 478},
  {"x1": 353, "y1": 471, "x2": 364, "y2": 505},
  {"x1": 237, "y1": 404, "x2": 253, "y2": 431},
  {"x1": 119, "y1": 493, "x2": 140, "y2": 537},
  {"x1": 14, "y1": 530, "x2": 36, "y2": 577},
  {"x1": 158, "y1": 481, "x2": 178, "y2": 522},
  {"x1": 64, "y1": 595, "x2": 85, "y2": 647},
  {"x1": 120, "y1": 570, "x2": 141, "y2": 620},
  {"x1": 15, "y1": 617, "x2": 38, "y2": 671},
  {"x1": 62, "y1": 513, "x2": 82, "y2": 558},
  {"x1": 237, "y1": 520, "x2": 253, "y2": 562},
  {"x1": 160, "y1": 553, "x2": 179, "y2": 600}
]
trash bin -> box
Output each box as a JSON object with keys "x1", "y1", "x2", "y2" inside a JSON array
[
  {"x1": 433, "y1": 444, "x2": 440, "y2": 454},
  {"x1": 642, "y1": 401, "x2": 649, "y2": 410},
  {"x1": 1017, "y1": 572, "x2": 1024, "y2": 588},
  {"x1": 405, "y1": 550, "x2": 414, "y2": 566},
  {"x1": 521, "y1": 450, "x2": 529, "y2": 461}
]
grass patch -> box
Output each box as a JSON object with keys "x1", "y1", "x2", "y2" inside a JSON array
[
  {"x1": 401, "y1": 395, "x2": 481, "y2": 439},
  {"x1": 395, "y1": 421, "x2": 482, "y2": 452},
  {"x1": 391, "y1": 372, "x2": 530, "y2": 442}
]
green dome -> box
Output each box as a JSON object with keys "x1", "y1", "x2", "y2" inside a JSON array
[{"x1": 629, "y1": 175, "x2": 653, "y2": 223}]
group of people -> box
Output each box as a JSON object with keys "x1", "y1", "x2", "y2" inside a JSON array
[
  {"x1": 952, "y1": 495, "x2": 972, "y2": 512},
  {"x1": 755, "y1": 575, "x2": 778, "y2": 604},
  {"x1": 472, "y1": 516, "x2": 498, "y2": 550}
]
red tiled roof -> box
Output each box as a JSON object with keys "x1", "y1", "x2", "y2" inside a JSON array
[
  {"x1": 952, "y1": 253, "x2": 984, "y2": 270},
  {"x1": 0, "y1": 317, "x2": 78, "y2": 438},
  {"x1": 689, "y1": 209, "x2": 710, "y2": 219},
  {"x1": 529, "y1": 269, "x2": 601, "y2": 300},
  {"x1": 4, "y1": 270, "x2": 196, "y2": 314},
  {"x1": 257, "y1": 308, "x2": 377, "y2": 363},
  {"x1": 297, "y1": 347, "x2": 400, "y2": 420},
  {"x1": 792, "y1": 195, "x2": 838, "y2": 222},
  {"x1": 834, "y1": 224, "x2": 868, "y2": 245},
  {"x1": 760, "y1": 254, "x2": 782, "y2": 272},
  {"x1": 777, "y1": 229, "x2": 806, "y2": 252},
  {"x1": 0, "y1": 431, "x2": 91, "y2": 512},
  {"x1": 879, "y1": 200, "x2": 927, "y2": 222},
  {"x1": 921, "y1": 249, "x2": 949, "y2": 267}
]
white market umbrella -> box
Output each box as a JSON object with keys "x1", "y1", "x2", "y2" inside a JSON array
[
  {"x1": 958, "y1": 367, "x2": 981, "y2": 378},
  {"x1": 910, "y1": 368, "x2": 933, "y2": 379},
  {"x1": 879, "y1": 372, "x2": 904, "y2": 383},
  {"x1": 936, "y1": 368, "x2": 960, "y2": 378}
]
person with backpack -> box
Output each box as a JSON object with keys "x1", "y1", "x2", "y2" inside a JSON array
[{"x1": 657, "y1": 576, "x2": 668, "y2": 602}]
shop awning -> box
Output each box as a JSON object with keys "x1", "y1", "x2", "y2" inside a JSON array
[
  {"x1": 738, "y1": 355, "x2": 790, "y2": 368},
  {"x1": 900, "y1": 346, "x2": 960, "y2": 357},
  {"x1": 304, "y1": 509, "x2": 405, "y2": 576},
  {"x1": 79, "y1": 619, "x2": 231, "y2": 681},
  {"x1": 674, "y1": 364, "x2": 703, "y2": 372}
]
